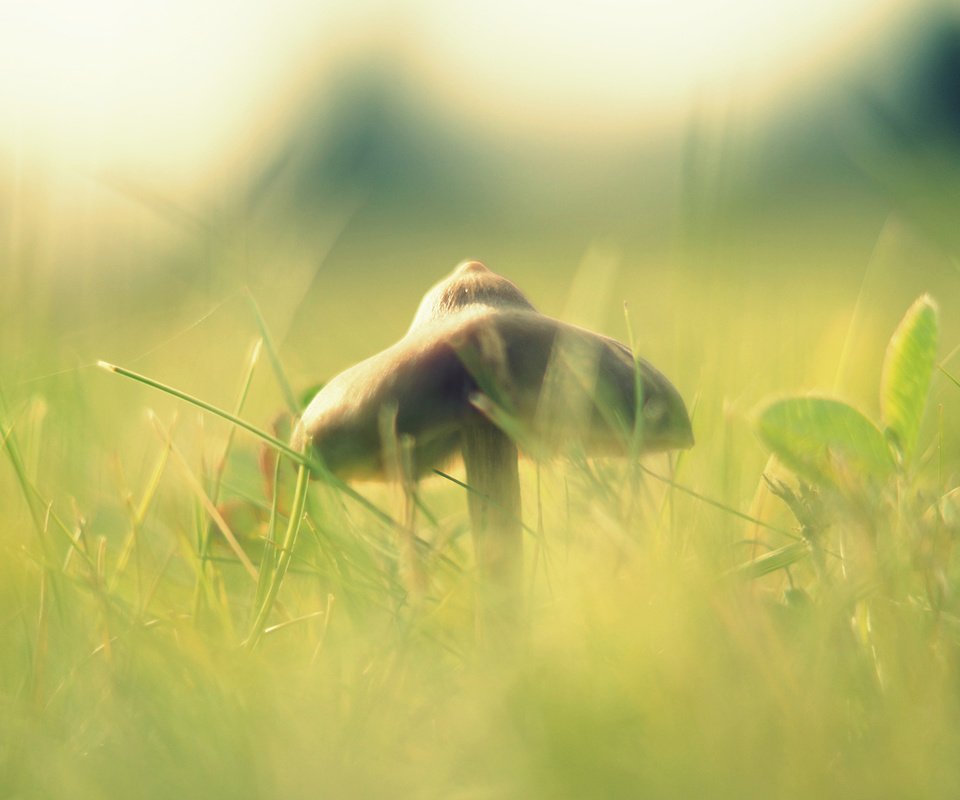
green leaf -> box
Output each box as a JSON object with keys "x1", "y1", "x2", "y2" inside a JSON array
[
  {"x1": 881, "y1": 294, "x2": 939, "y2": 464},
  {"x1": 756, "y1": 397, "x2": 895, "y2": 489}
]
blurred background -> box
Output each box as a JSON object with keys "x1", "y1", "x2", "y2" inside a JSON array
[
  {"x1": 5, "y1": 5, "x2": 960, "y2": 797},
  {"x1": 2, "y1": 0, "x2": 960, "y2": 496}
]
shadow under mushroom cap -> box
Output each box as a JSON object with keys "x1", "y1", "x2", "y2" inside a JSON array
[{"x1": 293, "y1": 266, "x2": 693, "y2": 481}]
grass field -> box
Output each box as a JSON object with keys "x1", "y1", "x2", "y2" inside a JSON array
[{"x1": 3, "y1": 184, "x2": 960, "y2": 800}]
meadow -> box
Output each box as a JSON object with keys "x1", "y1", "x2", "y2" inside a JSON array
[{"x1": 3, "y1": 184, "x2": 960, "y2": 800}]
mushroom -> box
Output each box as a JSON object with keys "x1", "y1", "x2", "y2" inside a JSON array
[{"x1": 293, "y1": 261, "x2": 693, "y2": 637}]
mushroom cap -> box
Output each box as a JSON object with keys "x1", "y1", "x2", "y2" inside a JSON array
[
  {"x1": 407, "y1": 260, "x2": 536, "y2": 331},
  {"x1": 294, "y1": 262, "x2": 693, "y2": 480}
]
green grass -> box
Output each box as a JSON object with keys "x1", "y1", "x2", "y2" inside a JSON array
[{"x1": 2, "y1": 209, "x2": 960, "y2": 799}]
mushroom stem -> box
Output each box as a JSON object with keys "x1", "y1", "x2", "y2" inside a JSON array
[{"x1": 462, "y1": 415, "x2": 523, "y2": 643}]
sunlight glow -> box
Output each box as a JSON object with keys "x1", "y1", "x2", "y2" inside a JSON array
[
  {"x1": 0, "y1": 0, "x2": 908, "y2": 180},
  {"x1": 0, "y1": 1, "x2": 332, "y2": 183}
]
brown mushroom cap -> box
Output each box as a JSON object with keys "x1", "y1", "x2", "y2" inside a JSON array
[
  {"x1": 407, "y1": 260, "x2": 536, "y2": 331},
  {"x1": 294, "y1": 261, "x2": 693, "y2": 480}
]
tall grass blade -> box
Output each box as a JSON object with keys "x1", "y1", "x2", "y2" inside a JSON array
[
  {"x1": 244, "y1": 457, "x2": 311, "y2": 649},
  {"x1": 638, "y1": 465, "x2": 803, "y2": 542},
  {"x1": 209, "y1": 338, "x2": 263, "y2": 506},
  {"x1": 0, "y1": 391, "x2": 49, "y2": 550},
  {"x1": 150, "y1": 412, "x2": 259, "y2": 582},
  {"x1": 246, "y1": 291, "x2": 300, "y2": 416},
  {"x1": 98, "y1": 360, "x2": 398, "y2": 530},
  {"x1": 0, "y1": 388, "x2": 68, "y2": 618},
  {"x1": 939, "y1": 365, "x2": 960, "y2": 391},
  {"x1": 111, "y1": 438, "x2": 172, "y2": 596},
  {"x1": 252, "y1": 443, "x2": 284, "y2": 616},
  {"x1": 98, "y1": 361, "x2": 301, "y2": 462}
]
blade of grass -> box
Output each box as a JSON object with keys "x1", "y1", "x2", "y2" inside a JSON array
[
  {"x1": 728, "y1": 541, "x2": 812, "y2": 580},
  {"x1": 140, "y1": 545, "x2": 177, "y2": 621},
  {"x1": 32, "y1": 570, "x2": 49, "y2": 708},
  {"x1": 35, "y1": 492, "x2": 98, "y2": 574},
  {"x1": 0, "y1": 393, "x2": 52, "y2": 553},
  {"x1": 99, "y1": 360, "x2": 300, "y2": 462},
  {"x1": 190, "y1": 339, "x2": 264, "y2": 614},
  {"x1": 263, "y1": 609, "x2": 327, "y2": 636},
  {"x1": 246, "y1": 291, "x2": 299, "y2": 416},
  {"x1": 61, "y1": 504, "x2": 91, "y2": 574},
  {"x1": 244, "y1": 456, "x2": 311, "y2": 649},
  {"x1": 98, "y1": 360, "x2": 400, "y2": 531},
  {"x1": 95, "y1": 537, "x2": 113, "y2": 661},
  {"x1": 252, "y1": 439, "x2": 284, "y2": 616},
  {"x1": 14, "y1": 490, "x2": 139, "y2": 640},
  {"x1": 111, "y1": 438, "x2": 173, "y2": 597},
  {"x1": 150, "y1": 411, "x2": 259, "y2": 582},
  {"x1": 309, "y1": 594, "x2": 336, "y2": 666},
  {"x1": 209, "y1": 338, "x2": 263, "y2": 507},
  {"x1": 0, "y1": 391, "x2": 85, "y2": 618},
  {"x1": 939, "y1": 364, "x2": 960, "y2": 390},
  {"x1": 638, "y1": 465, "x2": 808, "y2": 543}
]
